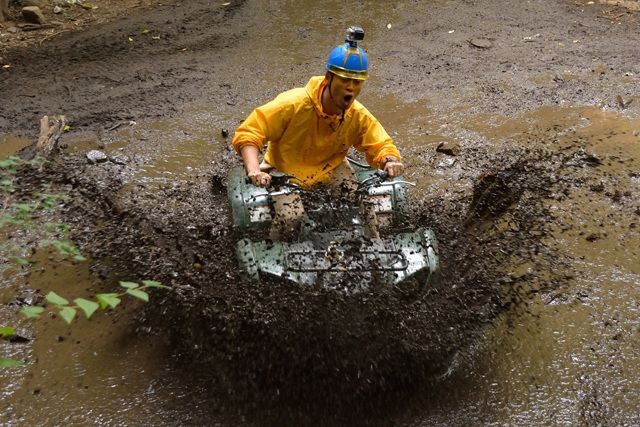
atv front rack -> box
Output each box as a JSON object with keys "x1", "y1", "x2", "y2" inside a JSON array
[
  {"x1": 285, "y1": 249, "x2": 410, "y2": 272},
  {"x1": 236, "y1": 228, "x2": 439, "y2": 290}
]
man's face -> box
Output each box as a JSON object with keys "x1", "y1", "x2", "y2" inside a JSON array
[{"x1": 329, "y1": 74, "x2": 365, "y2": 110}]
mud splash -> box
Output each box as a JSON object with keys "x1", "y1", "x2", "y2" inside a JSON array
[
  {"x1": 2, "y1": 0, "x2": 639, "y2": 421},
  {"x1": 17, "y1": 112, "x2": 570, "y2": 421}
]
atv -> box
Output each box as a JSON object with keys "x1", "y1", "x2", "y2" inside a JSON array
[{"x1": 227, "y1": 159, "x2": 439, "y2": 293}]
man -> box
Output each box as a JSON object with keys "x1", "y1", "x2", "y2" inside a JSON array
[{"x1": 232, "y1": 27, "x2": 404, "y2": 237}]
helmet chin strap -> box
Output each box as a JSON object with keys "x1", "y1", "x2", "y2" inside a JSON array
[{"x1": 326, "y1": 74, "x2": 346, "y2": 124}]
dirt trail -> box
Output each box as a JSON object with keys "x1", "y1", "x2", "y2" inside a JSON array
[{"x1": 1, "y1": 0, "x2": 640, "y2": 425}]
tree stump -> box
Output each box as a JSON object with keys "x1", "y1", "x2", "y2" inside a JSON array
[{"x1": 19, "y1": 115, "x2": 67, "y2": 161}]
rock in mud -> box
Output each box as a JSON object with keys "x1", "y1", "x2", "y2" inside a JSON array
[
  {"x1": 436, "y1": 141, "x2": 461, "y2": 156},
  {"x1": 469, "y1": 38, "x2": 493, "y2": 49},
  {"x1": 86, "y1": 149, "x2": 108, "y2": 164},
  {"x1": 110, "y1": 154, "x2": 130, "y2": 165},
  {"x1": 437, "y1": 157, "x2": 457, "y2": 169},
  {"x1": 21, "y1": 6, "x2": 45, "y2": 24}
]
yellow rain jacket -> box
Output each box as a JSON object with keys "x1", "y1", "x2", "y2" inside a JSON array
[{"x1": 232, "y1": 76, "x2": 401, "y2": 188}]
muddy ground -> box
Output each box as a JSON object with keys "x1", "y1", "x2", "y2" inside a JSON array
[{"x1": 1, "y1": 0, "x2": 640, "y2": 425}]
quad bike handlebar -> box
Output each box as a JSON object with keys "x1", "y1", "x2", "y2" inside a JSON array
[{"x1": 246, "y1": 169, "x2": 415, "y2": 194}]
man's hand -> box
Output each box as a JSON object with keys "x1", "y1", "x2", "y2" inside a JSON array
[
  {"x1": 240, "y1": 145, "x2": 272, "y2": 187},
  {"x1": 248, "y1": 170, "x2": 272, "y2": 188},
  {"x1": 383, "y1": 157, "x2": 404, "y2": 178}
]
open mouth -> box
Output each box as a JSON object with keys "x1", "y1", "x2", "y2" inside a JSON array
[{"x1": 344, "y1": 94, "x2": 353, "y2": 104}]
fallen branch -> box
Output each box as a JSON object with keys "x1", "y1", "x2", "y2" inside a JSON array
[{"x1": 39, "y1": 30, "x2": 71, "y2": 46}]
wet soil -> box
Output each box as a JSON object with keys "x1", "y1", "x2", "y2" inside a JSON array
[
  {"x1": 0, "y1": 0, "x2": 163, "y2": 53},
  {"x1": 1, "y1": 0, "x2": 640, "y2": 425}
]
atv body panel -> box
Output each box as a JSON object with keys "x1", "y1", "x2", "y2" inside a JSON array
[{"x1": 227, "y1": 162, "x2": 439, "y2": 292}]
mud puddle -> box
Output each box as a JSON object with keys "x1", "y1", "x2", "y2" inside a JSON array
[
  {"x1": 394, "y1": 105, "x2": 640, "y2": 425},
  {"x1": 2, "y1": 103, "x2": 639, "y2": 425},
  {"x1": 0, "y1": 249, "x2": 238, "y2": 426}
]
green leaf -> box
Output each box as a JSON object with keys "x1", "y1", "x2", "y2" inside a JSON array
[
  {"x1": 0, "y1": 357, "x2": 24, "y2": 368},
  {"x1": 74, "y1": 298, "x2": 99, "y2": 318},
  {"x1": 126, "y1": 289, "x2": 149, "y2": 302},
  {"x1": 119, "y1": 281, "x2": 139, "y2": 289},
  {"x1": 10, "y1": 256, "x2": 31, "y2": 266},
  {"x1": 38, "y1": 193, "x2": 60, "y2": 210},
  {"x1": 57, "y1": 223, "x2": 71, "y2": 234},
  {"x1": 59, "y1": 307, "x2": 77, "y2": 324},
  {"x1": 45, "y1": 291, "x2": 69, "y2": 306},
  {"x1": 21, "y1": 306, "x2": 45, "y2": 319},
  {"x1": 141, "y1": 280, "x2": 169, "y2": 289},
  {"x1": 0, "y1": 156, "x2": 21, "y2": 169},
  {"x1": 46, "y1": 240, "x2": 87, "y2": 262},
  {"x1": 0, "y1": 214, "x2": 15, "y2": 224},
  {"x1": 96, "y1": 293, "x2": 121, "y2": 309},
  {"x1": 0, "y1": 326, "x2": 16, "y2": 337}
]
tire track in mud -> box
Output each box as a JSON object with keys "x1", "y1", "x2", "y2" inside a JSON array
[{"x1": 0, "y1": 0, "x2": 248, "y2": 136}]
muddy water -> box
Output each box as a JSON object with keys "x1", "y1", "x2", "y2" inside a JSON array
[
  {"x1": 3, "y1": 0, "x2": 640, "y2": 422},
  {"x1": 0, "y1": 135, "x2": 31, "y2": 158},
  {"x1": 1, "y1": 120, "x2": 234, "y2": 425},
  {"x1": 399, "y1": 106, "x2": 640, "y2": 425},
  {"x1": 1, "y1": 250, "x2": 229, "y2": 425},
  {"x1": 3, "y1": 100, "x2": 639, "y2": 424}
]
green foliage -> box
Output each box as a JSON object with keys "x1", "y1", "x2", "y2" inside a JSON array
[
  {"x1": 54, "y1": 0, "x2": 98, "y2": 15},
  {"x1": 0, "y1": 179, "x2": 14, "y2": 191},
  {"x1": 142, "y1": 280, "x2": 169, "y2": 289},
  {"x1": 45, "y1": 291, "x2": 69, "y2": 306},
  {"x1": 37, "y1": 192, "x2": 65, "y2": 210},
  {"x1": 9, "y1": 256, "x2": 31, "y2": 266},
  {"x1": 126, "y1": 289, "x2": 149, "y2": 302},
  {"x1": 1, "y1": 156, "x2": 79, "y2": 268},
  {"x1": 20, "y1": 306, "x2": 44, "y2": 319},
  {"x1": 20, "y1": 281, "x2": 168, "y2": 325},
  {"x1": 59, "y1": 307, "x2": 77, "y2": 324},
  {"x1": 0, "y1": 327, "x2": 24, "y2": 368},
  {"x1": 43, "y1": 222, "x2": 70, "y2": 234},
  {"x1": 74, "y1": 298, "x2": 99, "y2": 318},
  {"x1": 0, "y1": 156, "x2": 21, "y2": 170},
  {"x1": 2, "y1": 157, "x2": 169, "y2": 369},
  {"x1": 0, "y1": 358, "x2": 24, "y2": 368},
  {"x1": 96, "y1": 293, "x2": 121, "y2": 310},
  {"x1": 0, "y1": 326, "x2": 16, "y2": 337},
  {"x1": 119, "y1": 281, "x2": 139, "y2": 289},
  {"x1": 41, "y1": 240, "x2": 87, "y2": 262}
]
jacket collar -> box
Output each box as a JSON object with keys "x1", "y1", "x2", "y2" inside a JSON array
[{"x1": 305, "y1": 76, "x2": 353, "y2": 120}]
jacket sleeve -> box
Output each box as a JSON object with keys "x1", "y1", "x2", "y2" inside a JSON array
[
  {"x1": 352, "y1": 111, "x2": 401, "y2": 169},
  {"x1": 231, "y1": 95, "x2": 293, "y2": 155}
]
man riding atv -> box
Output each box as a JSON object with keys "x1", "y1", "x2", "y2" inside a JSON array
[
  {"x1": 228, "y1": 28, "x2": 438, "y2": 292},
  {"x1": 232, "y1": 26, "x2": 404, "y2": 240}
]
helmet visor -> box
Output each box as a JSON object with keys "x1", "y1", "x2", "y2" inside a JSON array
[{"x1": 327, "y1": 64, "x2": 368, "y2": 80}]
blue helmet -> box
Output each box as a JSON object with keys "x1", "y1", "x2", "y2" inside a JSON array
[{"x1": 326, "y1": 26, "x2": 369, "y2": 80}]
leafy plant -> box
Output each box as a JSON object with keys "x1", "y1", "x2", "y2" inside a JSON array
[
  {"x1": 2, "y1": 280, "x2": 170, "y2": 369},
  {"x1": 20, "y1": 280, "x2": 170, "y2": 325},
  {"x1": 0, "y1": 156, "x2": 22, "y2": 171},
  {"x1": 41, "y1": 240, "x2": 87, "y2": 261},
  {"x1": 1, "y1": 156, "x2": 80, "y2": 267},
  {"x1": 0, "y1": 327, "x2": 25, "y2": 368}
]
